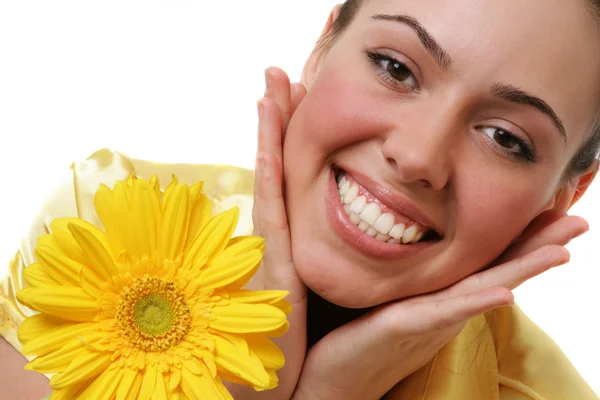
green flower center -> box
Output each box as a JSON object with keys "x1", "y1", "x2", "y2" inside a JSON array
[{"x1": 116, "y1": 276, "x2": 191, "y2": 352}]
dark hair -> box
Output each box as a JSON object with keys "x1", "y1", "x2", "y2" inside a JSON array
[{"x1": 318, "y1": 0, "x2": 600, "y2": 179}]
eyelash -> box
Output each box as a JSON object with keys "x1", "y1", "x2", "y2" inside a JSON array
[
  {"x1": 366, "y1": 51, "x2": 420, "y2": 92},
  {"x1": 366, "y1": 50, "x2": 538, "y2": 163},
  {"x1": 479, "y1": 126, "x2": 538, "y2": 163}
]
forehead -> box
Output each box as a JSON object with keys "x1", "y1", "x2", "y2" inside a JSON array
[{"x1": 350, "y1": 0, "x2": 600, "y2": 146}]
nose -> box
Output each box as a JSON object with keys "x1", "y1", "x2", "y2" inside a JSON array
[{"x1": 381, "y1": 109, "x2": 457, "y2": 191}]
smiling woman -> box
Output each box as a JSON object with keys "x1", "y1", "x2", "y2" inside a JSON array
[{"x1": 0, "y1": 0, "x2": 599, "y2": 399}]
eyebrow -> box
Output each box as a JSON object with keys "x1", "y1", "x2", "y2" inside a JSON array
[
  {"x1": 491, "y1": 83, "x2": 567, "y2": 145},
  {"x1": 372, "y1": 14, "x2": 567, "y2": 145},
  {"x1": 371, "y1": 14, "x2": 452, "y2": 68}
]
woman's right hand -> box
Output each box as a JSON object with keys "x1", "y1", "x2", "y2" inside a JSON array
[{"x1": 226, "y1": 67, "x2": 308, "y2": 399}]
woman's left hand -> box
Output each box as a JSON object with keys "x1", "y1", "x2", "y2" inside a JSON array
[{"x1": 290, "y1": 210, "x2": 588, "y2": 400}]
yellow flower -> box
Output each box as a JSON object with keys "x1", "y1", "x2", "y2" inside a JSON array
[{"x1": 17, "y1": 175, "x2": 290, "y2": 400}]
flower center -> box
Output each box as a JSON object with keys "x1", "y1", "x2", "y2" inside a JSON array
[{"x1": 116, "y1": 276, "x2": 191, "y2": 352}]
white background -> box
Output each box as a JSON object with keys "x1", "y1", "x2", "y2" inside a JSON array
[{"x1": 0, "y1": 1, "x2": 598, "y2": 394}]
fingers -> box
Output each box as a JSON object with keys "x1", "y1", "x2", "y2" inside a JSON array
[
  {"x1": 428, "y1": 244, "x2": 570, "y2": 303},
  {"x1": 381, "y1": 287, "x2": 513, "y2": 336},
  {"x1": 419, "y1": 287, "x2": 513, "y2": 333},
  {"x1": 291, "y1": 82, "x2": 308, "y2": 112},
  {"x1": 265, "y1": 67, "x2": 293, "y2": 133},
  {"x1": 253, "y1": 98, "x2": 289, "y2": 243},
  {"x1": 496, "y1": 211, "x2": 588, "y2": 264}
]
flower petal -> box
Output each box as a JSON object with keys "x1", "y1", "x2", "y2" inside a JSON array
[
  {"x1": 26, "y1": 332, "x2": 102, "y2": 374},
  {"x1": 48, "y1": 379, "x2": 91, "y2": 400},
  {"x1": 77, "y1": 366, "x2": 122, "y2": 400},
  {"x1": 69, "y1": 223, "x2": 119, "y2": 280},
  {"x1": 138, "y1": 364, "x2": 157, "y2": 400},
  {"x1": 247, "y1": 337, "x2": 285, "y2": 370},
  {"x1": 35, "y1": 244, "x2": 81, "y2": 286},
  {"x1": 117, "y1": 368, "x2": 139, "y2": 400},
  {"x1": 130, "y1": 178, "x2": 160, "y2": 257},
  {"x1": 94, "y1": 184, "x2": 126, "y2": 257},
  {"x1": 228, "y1": 290, "x2": 289, "y2": 305},
  {"x1": 17, "y1": 287, "x2": 98, "y2": 322},
  {"x1": 224, "y1": 236, "x2": 265, "y2": 257},
  {"x1": 151, "y1": 371, "x2": 169, "y2": 400},
  {"x1": 213, "y1": 334, "x2": 270, "y2": 389},
  {"x1": 183, "y1": 207, "x2": 239, "y2": 268},
  {"x1": 210, "y1": 302, "x2": 287, "y2": 334},
  {"x1": 49, "y1": 218, "x2": 87, "y2": 262},
  {"x1": 186, "y1": 184, "x2": 212, "y2": 244},
  {"x1": 23, "y1": 262, "x2": 60, "y2": 287},
  {"x1": 200, "y1": 250, "x2": 262, "y2": 290},
  {"x1": 181, "y1": 364, "x2": 225, "y2": 399},
  {"x1": 20, "y1": 318, "x2": 93, "y2": 356},
  {"x1": 158, "y1": 182, "x2": 190, "y2": 259},
  {"x1": 49, "y1": 348, "x2": 112, "y2": 389}
]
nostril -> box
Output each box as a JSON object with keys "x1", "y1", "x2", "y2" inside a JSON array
[{"x1": 386, "y1": 157, "x2": 398, "y2": 167}]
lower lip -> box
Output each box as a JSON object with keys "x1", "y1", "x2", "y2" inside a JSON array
[{"x1": 325, "y1": 168, "x2": 437, "y2": 260}]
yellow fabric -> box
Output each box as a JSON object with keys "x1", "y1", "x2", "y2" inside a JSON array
[{"x1": 1, "y1": 149, "x2": 597, "y2": 399}]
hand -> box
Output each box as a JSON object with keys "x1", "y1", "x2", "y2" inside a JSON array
[
  {"x1": 226, "y1": 67, "x2": 308, "y2": 399},
  {"x1": 291, "y1": 210, "x2": 588, "y2": 400}
]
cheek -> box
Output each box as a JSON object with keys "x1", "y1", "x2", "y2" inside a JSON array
[
  {"x1": 285, "y1": 65, "x2": 392, "y2": 165},
  {"x1": 452, "y1": 167, "x2": 555, "y2": 265}
]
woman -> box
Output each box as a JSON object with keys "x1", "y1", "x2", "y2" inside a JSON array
[{"x1": 1, "y1": 0, "x2": 600, "y2": 398}]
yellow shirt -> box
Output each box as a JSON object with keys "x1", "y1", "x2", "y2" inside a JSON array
[{"x1": 1, "y1": 149, "x2": 597, "y2": 400}]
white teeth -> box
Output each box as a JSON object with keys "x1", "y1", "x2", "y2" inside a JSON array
[
  {"x1": 349, "y1": 212, "x2": 361, "y2": 225},
  {"x1": 360, "y1": 203, "x2": 381, "y2": 225},
  {"x1": 358, "y1": 221, "x2": 370, "y2": 232},
  {"x1": 336, "y1": 172, "x2": 429, "y2": 245},
  {"x1": 389, "y1": 224, "x2": 406, "y2": 240},
  {"x1": 374, "y1": 213, "x2": 395, "y2": 234},
  {"x1": 350, "y1": 196, "x2": 367, "y2": 214},
  {"x1": 366, "y1": 227, "x2": 378, "y2": 237},
  {"x1": 340, "y1": 181, "x2": 350, "y2": 195},
  {"x1": 344, "y1": 185, "x2": 359, "y2": 204},
  {"x1": 402, "y1": 225, "x2": 418, "y2": 244},
  {"x1": 375, "y1": 233, "x2": 390, "y2": 242},
  {"x1": 413, "y1": 231, "x2": 423, "y2": 243}
]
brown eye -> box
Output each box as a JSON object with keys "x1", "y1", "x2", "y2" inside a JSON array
[
  {"x1": 379, "y1": 58, "x2": 418, "y2": 88},
  {"x1": 387, "y1": 60, "x2": 413, "y2": 82},
  {"x1": 480, "y1": 126, "x2": 537, "y2": 162},
  {"x1": 482, "y1": 127, "x2": 521, "y2": 151},
  {"x1": 367, "y1": 52, "x2": 419, "y2": 90}
]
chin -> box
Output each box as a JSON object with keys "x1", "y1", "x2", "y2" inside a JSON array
[{"x1": 290, "y1": 239, "x2": 398, "y2": 309}]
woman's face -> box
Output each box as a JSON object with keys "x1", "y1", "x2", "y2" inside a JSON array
[{"x1": 283, "y1": 0, "x2": 600, "y2": 308}]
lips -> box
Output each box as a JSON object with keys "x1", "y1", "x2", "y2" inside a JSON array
[{"x1": 326, "y1": 166, "x2": 442, "y2": 260}]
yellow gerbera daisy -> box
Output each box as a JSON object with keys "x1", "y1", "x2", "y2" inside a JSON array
[{"x1": 16, "y1": 175, "x2": 290, "y2": 400}]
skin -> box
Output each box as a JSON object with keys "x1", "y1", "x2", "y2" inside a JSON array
[
  {"x1": 235, "y1": 0, "x2": 600, "y2": 399},
  {"x1": 2, "y1": 1, "x2": 600, "y2": 399},
  {"x1": 285, "y1": 0, "x2": 600, "y2": 308}
]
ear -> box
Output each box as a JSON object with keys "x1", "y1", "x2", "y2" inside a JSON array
[
  {"x1": 301, "y1": 4, "x2": 344, "y2": 88},
  {"x1": 552, "y1": 161, "x2": 599, "y2": 211}
]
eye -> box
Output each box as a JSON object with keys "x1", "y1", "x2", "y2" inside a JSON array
[
  {"x1": 481, "y1": 126, "x2": 537, "y2": 162},
  {"x1": 367, "y1": 51, "x2": 419, "y2": 91}
]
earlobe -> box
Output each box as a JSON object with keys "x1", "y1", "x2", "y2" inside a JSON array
[{"x1": 301, "y1": 4, "x2": 344, "y2": 88}]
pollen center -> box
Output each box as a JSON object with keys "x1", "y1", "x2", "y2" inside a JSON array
[{"x1": 116, "y1": 276, "x2": 191, "y2": 352}]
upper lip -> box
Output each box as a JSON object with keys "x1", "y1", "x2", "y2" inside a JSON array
[{"x1": 337, "y1": 166, "x2": 444, "y2": 237}]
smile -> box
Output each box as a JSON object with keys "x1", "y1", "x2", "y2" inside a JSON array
[
  {"x1": 336, "y1": 172, "x2": 430, "y2": 244},
  {"x1": 326, "y1": 166, "x2": 441, "y2": 260}
]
